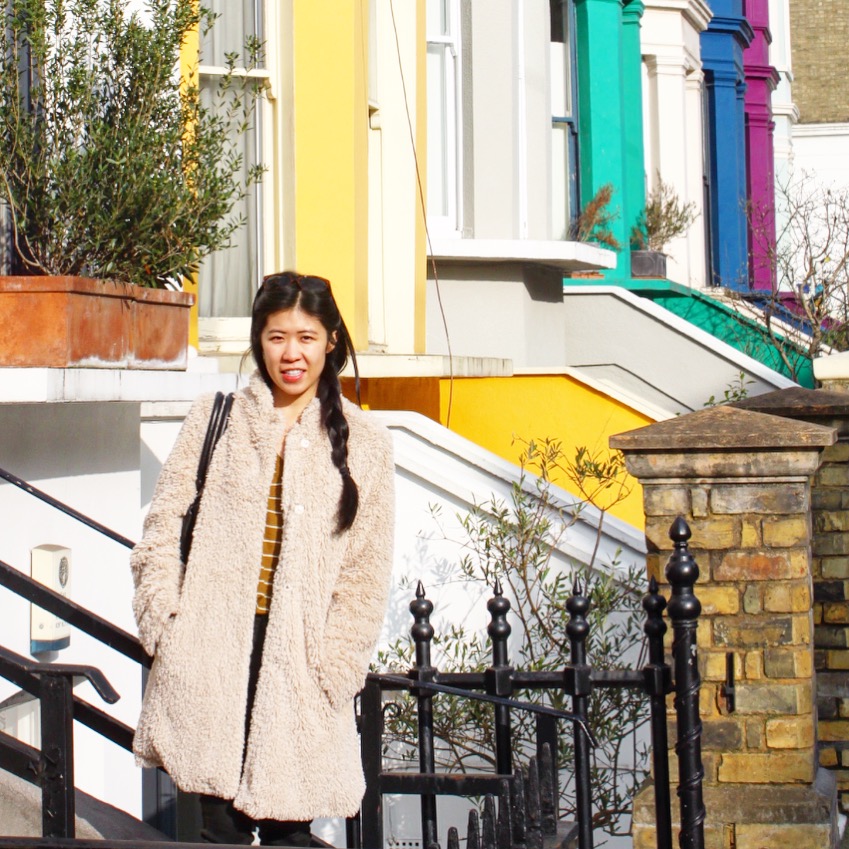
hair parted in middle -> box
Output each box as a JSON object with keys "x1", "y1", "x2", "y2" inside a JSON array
[{"x1": 250, "y1": 271, "x2": 360, "y2": 531}]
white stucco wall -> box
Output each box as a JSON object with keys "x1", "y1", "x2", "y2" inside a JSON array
[
  {"x1": 425, "y1": 262, "x2": 582, "y2": 368},
  {"x1": 0, "y1": 402, "x2": 143, "y2": 817},
  {"x1": 368, "y1": 0, "x2": 422, "y2": 356},
  {"x1": 561, "y1": 286, "x2": 796, "y2": 414},
  {"x1": 791, "y1": 124, "x2": 849, "y2": 188}
]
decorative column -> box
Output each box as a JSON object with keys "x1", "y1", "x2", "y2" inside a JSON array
[
  {"x1": 700, "y1": 0, "x2": 752, "y2": 290},
  {"x1": 767, "y1": 0, "x2": 797, "y2": 183},
  {"x1": 621, "y1": 0, "x2": 647, "y2": 245},
  {"x1": 574, "y1": 0, "x2": 642, "y2": 280},
  {"x1": 734, "y1": 388, "x2": 849, "y2": 814},
  {"x1": 641, "y1": 1, "x2": 712, "y2": 289},
  {"x1": 743, "y1": 0, "x2": 780, "y2": 291},
  {"x1": 612, "y1": 405, "x2": 840, "y2": 849},
  {"x1": 684, "y1": 63, "x2": 709, "y2": 289}
]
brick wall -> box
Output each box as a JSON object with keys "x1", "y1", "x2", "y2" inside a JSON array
[
  {"x1": 789, "y1": 0, "x2": 849, "y2": 124},
  {"x1": 613, "y1": 404, "x2": 840, "y2": 849},
  {"x1": 734, "y1": 387, "x2": 849, "y2": 814},
  {"x1": 813, "y1": 440, "x2": 849, "y2": 808}
]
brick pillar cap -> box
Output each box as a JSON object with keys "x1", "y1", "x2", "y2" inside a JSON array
[
  {"x1": 610, "y1": 404, "x2": 836, "y2": 452},
  {"x1": 814, "y1": 349, "x2": 849, "y2": 381},
  {"x1": 732, "y1": 387, "x2": 849, "y2": 420}
]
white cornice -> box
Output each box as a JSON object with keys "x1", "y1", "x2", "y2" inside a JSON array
[
  {"x1": 643, "y1": 0, "x2": 712, "y2": 31},
  {"x1": 793, "y1": 122, "x2": 849, "y2": 138},
  {"x1": 427, "y1": 238, "x2": 617, "y2": 271}
]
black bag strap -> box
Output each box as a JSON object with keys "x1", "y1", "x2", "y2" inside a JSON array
[
  {"x1": 181, "y1": 391, "x2": 234, "y2": 564},
  {"x1": 195, "y1": 391, "x2": 234, "y2": 492}
]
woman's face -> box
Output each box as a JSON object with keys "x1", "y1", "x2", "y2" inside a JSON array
[{"x1": 260, "y1": 308, "x2": 336, "y2": 408}]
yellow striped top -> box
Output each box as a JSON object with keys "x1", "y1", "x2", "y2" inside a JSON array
[{"x1": 257, "y1": 454, "x2": 284, "y2": 615}]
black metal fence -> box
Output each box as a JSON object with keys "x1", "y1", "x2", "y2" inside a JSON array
[
  {"x1": 352, "y1": 516, "x2": 705, "y2": 849},
  {"x1": 0, "y1": 462, "x2": 705, "y2": 849}
]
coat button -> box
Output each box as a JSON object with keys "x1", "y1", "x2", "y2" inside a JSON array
[
  {"x1": 300, "y1": 438, "x2": 310, "y2": 448},
  {"x1": 294, "y1": 504, "x2": 305, "y2": 514}
]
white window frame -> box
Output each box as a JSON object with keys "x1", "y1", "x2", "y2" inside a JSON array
[
  {"x1": 549, "y1": 0, "x2": 579, "y2": 241},
  {"x1": 197, "y1": 0, "x2": 274, "y2": 322},
  {"x1": 426, "y1": 0, "x2": 463, "y2": 239}
]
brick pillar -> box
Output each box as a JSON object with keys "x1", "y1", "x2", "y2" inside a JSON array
[
  {"x1": 611, "y1": 404, "x2": 840, "y2": 849},
  {"x1": 734, "y1": 387, "x2": 849, "y2": 814}
]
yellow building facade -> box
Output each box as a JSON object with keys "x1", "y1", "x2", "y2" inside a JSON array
[{"x1": 194, "y1": 1, "x2": 647, "y2": 528}]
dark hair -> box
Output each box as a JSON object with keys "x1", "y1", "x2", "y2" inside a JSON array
[{"x1": 251, "y1": 271, "x2": 359, "y2": 531}]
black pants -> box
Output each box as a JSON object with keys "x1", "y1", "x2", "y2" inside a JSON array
[{"x1": 199, "y1": 615, "x2": 311, "y2": 846}]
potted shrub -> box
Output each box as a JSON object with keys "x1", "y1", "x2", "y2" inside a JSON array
[
  {"x1": 630, "y1": 176, "x2": 698, "y2": 279},
  {"x1": 0, "y1": 0, "x2": 263, "y2": 368}
]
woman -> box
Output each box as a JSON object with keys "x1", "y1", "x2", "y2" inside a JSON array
[{"x1": 131, "y1": 273, "x2": 395, "y2": 846}]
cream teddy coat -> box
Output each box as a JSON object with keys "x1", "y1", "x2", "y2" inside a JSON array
[{"x1": 130, "y1": 372, "x2": 394, "y2": 821}]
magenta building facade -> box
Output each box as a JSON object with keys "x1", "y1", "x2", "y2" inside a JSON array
[{"x1": 743, "y1": 0, "x2": 780, "y2": 291}]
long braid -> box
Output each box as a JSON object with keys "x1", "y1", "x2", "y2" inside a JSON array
[{"x1": 317, "y1": 362, "x2": 359, "y2": 531}]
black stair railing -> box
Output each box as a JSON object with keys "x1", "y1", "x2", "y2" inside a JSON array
[
  {"x1": 0, "y1": 464, "x2": 149, "y2": 835},
  {"x1": 0, "y1": 649, "x2": 118, "y2": 837},
  {"x1": 0, "y1": 464, "x2": 149, "y2": 779},
  {"x1": 0, "y1": 467, "x2": 135, "y2": 550},
  {"x1": 0, "y1": 560, "x2": 148, "y2": 668}
]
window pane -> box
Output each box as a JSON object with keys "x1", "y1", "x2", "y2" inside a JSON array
[
  {"x1": 197, "y1": 80, "x2": 261, "y2": 318},
  {"x1": 551, "y1": 123, "x2": 570, "y2": 240},
  {"x1": 201, "y1": 0, "x2": 262, "y2": 67},
  {"x1": 549, "y1": 1, "x2": 572, "y2": 117},
  {"x1": 550, "y1": 0, "x2": 577, "y2": 237},
  {"x1": 550, "y1": 42, "x2": 569, "y2": 117},
  {"x1": 427, "y1": 44, "x2": 449, "y2": 218},
  {"x1": 426, "y1": 0, "x2": 449, "y2": 37}
]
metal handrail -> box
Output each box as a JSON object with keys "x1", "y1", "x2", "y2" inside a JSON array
[
  {"x1": 0, "y1": 466, "x2": 135, "y2": 549},
  {"x1": 0, "y1": 644, "x2": 135, "y2": 752},
  {"x1": 0, "y1": 646, "x2": 123, "y2": 836},
  {"x1": 369, "y1": 672, "x2": 598, "y2": 746}
]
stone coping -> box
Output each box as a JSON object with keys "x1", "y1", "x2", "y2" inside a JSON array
[
  {"x1": 611, "y1": 404, "x2": 836, "y2": 452},
  {"x1": 814, "y1": 350, "x2": 849, "y2": 380},
  {"x1": 633, "y1": 768, "x2": 836, "y2": 824},
  {"x1": 733, "y1": 387, "x2": 849, "y2": 419}
]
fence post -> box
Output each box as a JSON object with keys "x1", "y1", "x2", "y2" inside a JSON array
[
  {"x1": 565, "y1": 583, "x2": 593, "y2": 849},
  {"x1": 358, "y1": 677, "x2": 383, "y2": 849},
  {"x1": 486, "y1": 578, "x2": 513, "y2": 776},
  {"x1": 665, "y1": 517, "x2": 706, "y2": 849},
  {"x1": 39, "y1": 672, "x2": 76, "y2": 838},
  {"x1": 643, "y1": 576, "x2": 673, "y2": 849},
  {"x1": 410, "y1": 581, "x2": 438, "y2": 848}
]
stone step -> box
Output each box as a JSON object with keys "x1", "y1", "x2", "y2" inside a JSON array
[{"x1": 0, "y1": 767, "x2": 170, "y2": 841}]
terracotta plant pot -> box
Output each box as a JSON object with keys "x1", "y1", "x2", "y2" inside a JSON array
[{"x1": 0, "y1": 275, "x2": 194, "y2": 369}]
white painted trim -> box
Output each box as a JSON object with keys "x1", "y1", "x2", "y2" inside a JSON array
[
  {"x1": 562, "y1": 285, "x2": 798, "y2": 390},
  {"x1": 374, "y1": 409, "x2": 647, "y2": 571},
  {"x1": 428, "y1": 238, "x2": 617, "y2": 270},
  {"x1": 511, "y1": 365, "x2": 676, "y2": 421},
  {"x1": 814, "y1": 350, "x2": 849, "y2": 381},
  {"x1": 642, "y1": 0, "x2": 712, "y2": 31},
  {"x1": 515, "y1": 0, "x2": 528, "y2": 239},
  {"x1": 793, "y1": 122, "x2": 849, "y2": 138},
  {"x1": 347, "y1": 354, "x2": 512, "y2": 378},
  {"x1": 0, "y1": 368, "x2": 240, "y2": 404}
]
